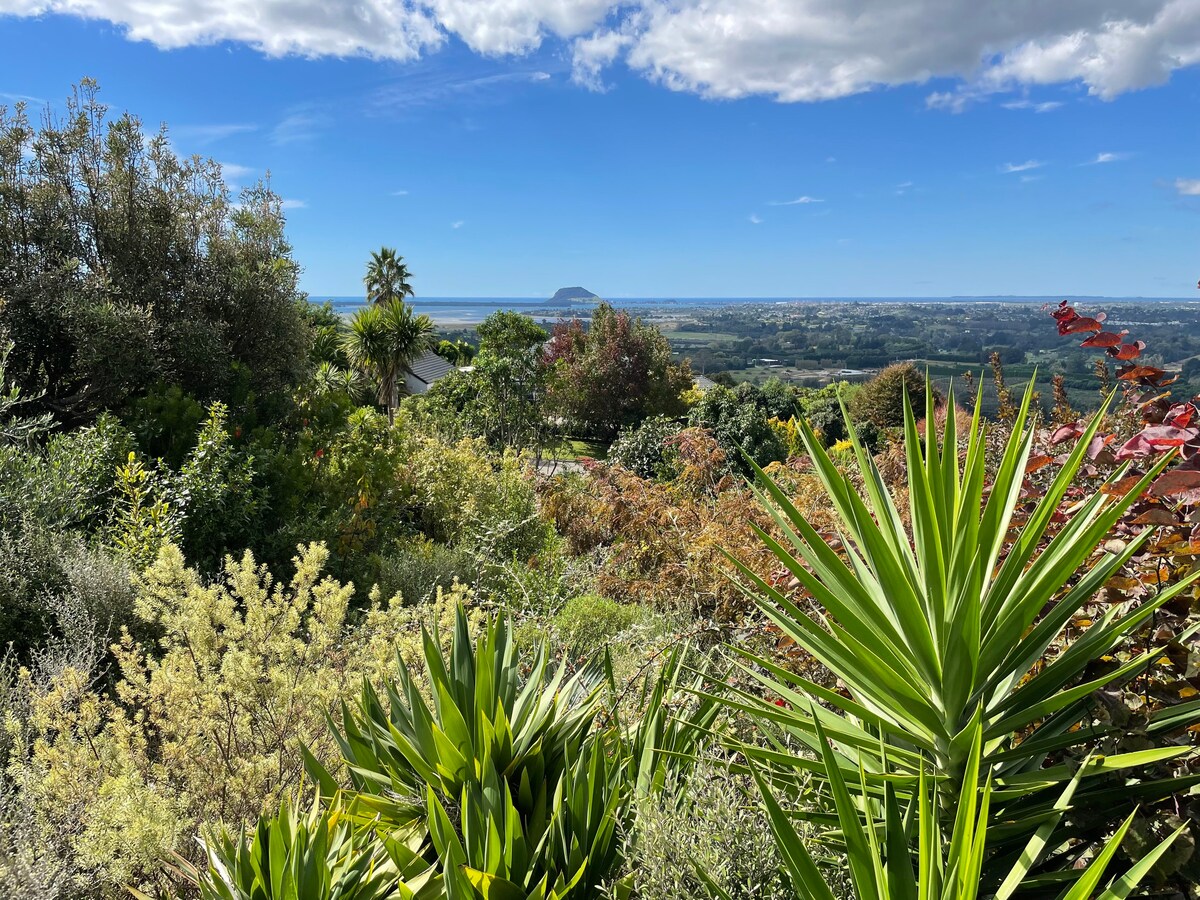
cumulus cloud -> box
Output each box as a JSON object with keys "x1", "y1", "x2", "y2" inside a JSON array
[
  {"x1": 572, "y1": 28, "x2": 634, "y2": 91},
  {"x1": 1, "y1": 0, "x2": 443, "y2": 60},
  {"x1": 423, "y1": 0, "x2": 611, "y2": 55},
  {"x1": 280, "y1": 198, "x2": 307, "y2": 209},
  {"x1": 620, "y1": 0, "x2": 1200, "y2": 102},
  {"x1": 1177, "y1": 178, "x2": 1200, "y2": 196},
  {"x1": 5, "y1": 0, "x2": 1200, "y2": 105}
]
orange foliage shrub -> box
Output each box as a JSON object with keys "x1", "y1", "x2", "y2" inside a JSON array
[{"x1": 539, "y1": 428, "x2": 835, "y2": 623}]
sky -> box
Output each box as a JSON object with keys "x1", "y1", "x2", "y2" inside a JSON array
[{"x1": 1, "y1": 1, "x2": 1199, "y2": 298}]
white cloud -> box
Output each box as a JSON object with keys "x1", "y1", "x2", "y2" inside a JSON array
[
  {"x1": 451, "y1": 219, "x2": 464, "y2": 228},
  {"x1": 1001, "y1": 99, "x2": 1064, "y2": 112},
  {"x1": 392, "y1": 189, "x2": 409, "y2": 196},
  {"x1": 926, "y1": 91, "x2": 974, "y2": 113},
  {"x1": 281, "y1": 198, "x2": 307, "y2": 209},
  {"x1": 1089, "y1": 151, "x2": 1131, "y2": 164},
  {"x1": 422, "y1": 0, "x2": 611, "y2": 55},
  {"x1": 272, "y1": 112, "x2": 326, "y2": 144},
  {"x1": 174, "y1": 123, "x2": 257, "y2": 145},
  {"x1": 370, "y1": 69, "x2": 551, "y2": 112},
  {"x1": 1000, "y1": 160, "x2": 1045, "y2": 173},
  {"x1": 1, "y1": 0, "x2": 444, "y2": 60},
  {"x1": 0, "y1": 90, "x2": 45, "y2": 104},
  {"x1": 748, "y1": 213, "x2": 763, "y2": 224},
  {"x1": 6, "y1": 1, "x2": 1200, "y2": 106},
  {"x1": 218, "y1": 162, "x2": 255, "y2": 182},
  {"x1": 620, "y1": 0, "x2": 1200, "y2": 102},
  {"x1": 768, "y1": 195, "x2": 824, "y2": 205},
  {"x1": 1176, "y1": 178, "x2": 1200, "y2": 196},
  {"x1": 572, "y1": 28, "x2": 634, "y2": 91}
]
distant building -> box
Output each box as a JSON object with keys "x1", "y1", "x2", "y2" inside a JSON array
[
  {"x1": 694, "y1": 374, "x2": 718, "y2": 391},
  {"x1": 403, "y1": 349, "x2": 455, "y2": 395}
]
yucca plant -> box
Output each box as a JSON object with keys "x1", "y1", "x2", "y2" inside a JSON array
[
  {"x1": 608, "y1": 644, "x2": 723, "y2": 803},
  {"x1": 722, "y1": 382, "x2": 1200, "y2": 885},
  {"x1": 704, "y1": 716, "x2": 1187, "y2": 900},
  {"x1": 156, "y1": 792, "x2": 441, "y2": 900}
]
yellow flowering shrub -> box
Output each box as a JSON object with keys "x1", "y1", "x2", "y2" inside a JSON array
[{"x1": 4, "y1": 542, "x2": 476, "y2": 898}]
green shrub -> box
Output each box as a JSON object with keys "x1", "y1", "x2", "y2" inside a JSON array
[
  {"x1": 629, "y1": 753, "x2": 790, "y2": 900},
  {"x1": 608, "y1": 416, "x2": 685, "y2": 480},
  {"x1": 476, "y1": 531, "x2": 583, "y2": 620},
  {"x1": 0, "y1": 523, "x2": 135, "y2": 663},
  {"x1": 126, "y1": 383, "x2": 207, "y2": 467},
  {"x1": 3, "y1": 542, "x2": 470, "y2": 897},
  {"x1": 175, "y1": 402, "x2": 262, "y2": 571},
  {"x1": 795, "y1": 381, "x2": 857, "y2": 445},
  {"x1": 846, "y1": 362, "x2": 929, "y2": 432},
  {"x1": 0, "y1": 522, "x2": 66, "y2": 660},
  {"x1": 401, "y1": 434, "x2": 551, "y2": 561},
  {"x1": 0, "y1": 414, "x2": 133, "y2": 533},
  {"x1": 374, "y1": 537, "x2": 477, "y2": 605},
  {"x1": 687, "y1": 385, "x2": 786, "y2": 472},
  {"x1": 553, "y1": 594, "x2": 644, "y2": 650}
]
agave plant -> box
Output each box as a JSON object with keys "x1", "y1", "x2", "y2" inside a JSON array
[
  {"x1": 426, "y1": 738, "x2": 626, "y2": 900},
  {"x1": 307, "y1": 607, "x2": 605, "y2": 813},
  {"x1": 158, "y1": 792, "x2": 441, "y2": 900},
  {"x1": 307, "y1": 606, "x2": 629, "y2": 900},
  {"x1": 722, "y1": 383, "x2": 1200, "y2": 885},
  {"x1": 704, "y1": 717, "x2": 1187, "y2": 900}
]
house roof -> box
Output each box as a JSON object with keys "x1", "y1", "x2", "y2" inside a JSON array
[
  {"x1": 409, "y1": 349, "x2": 454, "y2": 385},
  {"x1": 694, "y1": 374, "x2": 717, "y2": 390}
]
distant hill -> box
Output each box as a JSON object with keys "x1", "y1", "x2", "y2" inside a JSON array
[{"x1": 550, "y1": 286, "x2": 599, "y2": 302}]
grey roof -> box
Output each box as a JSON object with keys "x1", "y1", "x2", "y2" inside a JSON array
[
  {"x1": 694, "y1": 374, "x2": 717, "y2": 390},
  {"x1": 408, "y1": 349, "x2": 455, "y2": 385}
]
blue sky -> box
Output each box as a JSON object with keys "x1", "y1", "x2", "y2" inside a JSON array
[{"x1": 2, "y1": 2, "x2": 1199, "y2": 298}]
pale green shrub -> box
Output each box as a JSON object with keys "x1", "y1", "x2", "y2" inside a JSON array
[
  {"x1": 553, "y1": 593, "x2": 645, "y2": 649},
  {"x1": 3, "y1": 542, "x2": 477, "y2": 898},
  {"x1": 628, "y1": 754, "x2": 790, "y2": 900}
]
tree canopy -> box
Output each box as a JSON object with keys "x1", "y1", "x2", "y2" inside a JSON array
[
  {"x1": 0, "y1": 81, "x2": 310, "y2": 425},
  {"x1": 545, "y1": 302, "x2": 692, "y2": 439}
]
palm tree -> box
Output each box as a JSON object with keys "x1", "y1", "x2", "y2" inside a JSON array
[
  {"x1": 363, "y1": 247, "x2": 414, "y2": 306},
  {"x1": 344, "y1": 299, "x2": 434, "y2": 424}
]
